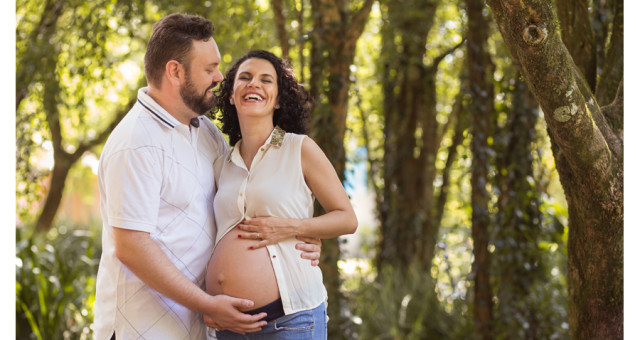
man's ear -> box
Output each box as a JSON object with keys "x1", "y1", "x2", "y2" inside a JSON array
[{"x1": 165, "y1": 60, "x2": 183, "y2": 87}]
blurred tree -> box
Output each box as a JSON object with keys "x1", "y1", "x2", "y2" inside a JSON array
[
  {"x1": 375, "y1": 0, "x2": 464, "y2": 273},
  {"x1": 466, "y1": 0, "x2": 495, "y2": 338},
  {"x1": 492, "y1": 75, "x2": 548, "y2": 339},
  {"x1": 486, "y1": 0, "x2": 623, "y2": 338},
  {"x1": 306, "y1": 0, "x2": 375, "y2": 337}
]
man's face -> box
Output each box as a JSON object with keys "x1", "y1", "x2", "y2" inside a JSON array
[{"x1": 179, "y1": 38, "x2": 223, "y2": 115}]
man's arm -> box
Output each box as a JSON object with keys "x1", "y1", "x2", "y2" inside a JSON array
[{"x1": 112, "y1": 227, "x2": 267, "y2": 333}]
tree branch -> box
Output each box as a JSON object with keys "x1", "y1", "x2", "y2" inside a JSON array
[
  {"x1": 434, "y1": 90, "x2": 466, "y2": 228},
  {"x1": 345, "y1": 0, "x2": 375, "y2": 48},
  {"x1": 72, "y1": 81, "x2": 143, "y2": 161},
  {"x1": 430, "y1": 38, "x2": 466, "y2": 70},
  {"x1": 600, "y1": 80, "x2": 623, "y2": 136}
]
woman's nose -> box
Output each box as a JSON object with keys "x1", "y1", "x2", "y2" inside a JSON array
[{"x1": 247, "y1": 78, "x2": 260, "y2": 87}]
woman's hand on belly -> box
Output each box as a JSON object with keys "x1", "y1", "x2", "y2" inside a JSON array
[{"x1": 236, "y1": 216, "x2": 299, "y2": 249}]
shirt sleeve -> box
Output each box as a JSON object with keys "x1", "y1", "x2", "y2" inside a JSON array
[{"x1": 103, "y1": 146, "x2": 162, "y2": 232}]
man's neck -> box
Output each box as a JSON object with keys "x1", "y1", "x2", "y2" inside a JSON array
[{"x1": 147, "y1": 86, "x2": 193, "y2": 126}]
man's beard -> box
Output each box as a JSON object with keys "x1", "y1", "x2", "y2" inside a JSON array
[{"x1": 180, "y1": 72, "x2": 216, "y2": 115}]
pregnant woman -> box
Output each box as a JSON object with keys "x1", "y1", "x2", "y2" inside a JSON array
[{"x1": 205, "y1": 50, "x2": 358, "y2": 339}]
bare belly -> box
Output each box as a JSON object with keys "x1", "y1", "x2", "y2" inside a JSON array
[{"x1": 205, "y1": 229, "x2": 280, "y2": 310}]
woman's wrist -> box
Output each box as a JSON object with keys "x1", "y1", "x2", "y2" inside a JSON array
[{"x1": 289, "y1": 218, "x2": 303, "y2": 238}]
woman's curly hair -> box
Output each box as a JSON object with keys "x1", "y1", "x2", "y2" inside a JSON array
[{"x1": 212, "y1": 50, "x2": 313, "y2": 145}]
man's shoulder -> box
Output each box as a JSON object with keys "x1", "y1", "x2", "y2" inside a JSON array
[
  {"x1": 200, "y1": 118, "x2": 230, "y2": 153},
  {"x1": 103, "y1": 104, "x2": 170, "y2": 154}
]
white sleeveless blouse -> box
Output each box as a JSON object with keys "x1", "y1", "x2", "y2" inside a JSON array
[{"x1": 213, "y1": 126, "x2": 328, "y2": 315}]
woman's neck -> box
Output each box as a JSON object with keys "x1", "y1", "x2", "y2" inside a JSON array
[{"x1": 239, "y1": 118, "x2": 274, "y2": 169}]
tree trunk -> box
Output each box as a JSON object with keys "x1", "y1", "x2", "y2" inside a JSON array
[
  {"x1": 307, "y1": 1, "x2": 374, "y2": 337},
  {"x1": 376, "y1": 0, "x2": 447, "y2": 271},
  {"x1": 467, "y1": 0, "x2": 495, "y2": 338},
  {"x1": 270, "y1": 0, "x2": 290, "y2": 59},
  {"x1": 35, "y1": 158, "x2": 71, "y2": 232},
  {"x1": 486, "y1": 1, "x2": 623, "y2": 339}
]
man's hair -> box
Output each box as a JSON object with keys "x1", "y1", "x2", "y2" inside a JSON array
[
  {"x1": 213, "y1": 50, "x2": 312, "y2": 145},
  {"x1": 144, "y1": 13, "x2": 214, "y2": 88}
]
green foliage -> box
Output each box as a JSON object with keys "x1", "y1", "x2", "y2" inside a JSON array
[
  {"x1": 16, "y1": 223, "x2": 101, "y2": 340},
  {"x1": 15, "y1": 0, "x2": 150, "y2": 224},
  {"x1": 351, "y1": 260, "x2": 473, "y2": 340}
]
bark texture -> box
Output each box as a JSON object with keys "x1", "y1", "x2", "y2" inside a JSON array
[{"x1": 486, "y1": 1, "x2": 623, "y2": 339}]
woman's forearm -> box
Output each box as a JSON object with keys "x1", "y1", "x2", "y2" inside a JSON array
[{"x1": 292, "y1": 209, "x2": 358, "y2": 239}]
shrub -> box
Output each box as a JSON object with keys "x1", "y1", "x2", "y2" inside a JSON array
[
  {"x1": 16, "y1": 223, "x2": 101, "y2": 340},
  {"x1": 350, "y1": 260, "x2": 473, "y2": 340}
]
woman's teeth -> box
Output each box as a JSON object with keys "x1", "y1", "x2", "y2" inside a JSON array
[{"x1": 244, "y1": 94, "x2": 262, "y2": 101}]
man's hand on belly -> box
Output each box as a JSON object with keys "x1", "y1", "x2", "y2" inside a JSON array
[
  {"x1": 202, "y1": 294, "x2": 267, "y2": 334},
  {"x1": 295, "y1": 236, "x2": 321, "y2": 266}
]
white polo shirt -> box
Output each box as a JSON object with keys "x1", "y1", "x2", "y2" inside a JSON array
[
  {"x1": 94, "y1": 87, "x2": 229, "y2": 339},
  {"x1": 213, "y1": 127, "x2": 328, "y2": 316}
]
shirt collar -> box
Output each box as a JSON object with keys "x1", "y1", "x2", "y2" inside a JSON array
[
  {"x1": 229, "y1": 126, "x2": 286, "y2": 166},
  {"x1": 267, "y1": 126, "x2": 286, "y2": 147},
  {"x1": 137, "y1": 87, "x2": 182, "y2": 129}
]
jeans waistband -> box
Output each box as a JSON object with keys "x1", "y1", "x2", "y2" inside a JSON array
[{"x1": 246, "y1": 298, "x2": 285, "y2": 322}]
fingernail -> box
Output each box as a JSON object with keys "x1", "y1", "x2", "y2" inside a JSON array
[
  {"x1": 249, "y1": 246, "x2": 253, "y2": 250},
  {"x1": 238, "y1": 234, "x2": 242, "y2": 238}
]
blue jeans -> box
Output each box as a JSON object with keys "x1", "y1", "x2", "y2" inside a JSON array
[{"x1": 210, "y1": 303, "x2": 327, "y2": 340}]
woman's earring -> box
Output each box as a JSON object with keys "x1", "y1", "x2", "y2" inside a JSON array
[
  {"x1": 275, "y1": 104, "x2": 280, "y2": 109},
  {"x1": 230, "y1": 98, "x2": 235, "y2": 105}
]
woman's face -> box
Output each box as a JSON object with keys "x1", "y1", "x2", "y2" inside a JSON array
[{"x1": 231, "y1": 58, "x2": 279, "y2": 120}]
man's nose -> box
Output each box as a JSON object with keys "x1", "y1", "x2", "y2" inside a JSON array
[{"x1": 213, "y1": 70, "x2": 223, "y2": 83}]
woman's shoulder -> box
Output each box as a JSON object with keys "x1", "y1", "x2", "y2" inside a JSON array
[{"x1": 282, "y1": 131, "x2": 316, "y2": 150}]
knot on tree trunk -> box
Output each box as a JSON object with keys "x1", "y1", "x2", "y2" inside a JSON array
[{"x1": 523, "y1": 24, "x2": 547, "y2": 45}]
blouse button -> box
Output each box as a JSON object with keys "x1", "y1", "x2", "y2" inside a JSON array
[{"x1": 272, "y1": 255, "x2": 276, "y2": 259}]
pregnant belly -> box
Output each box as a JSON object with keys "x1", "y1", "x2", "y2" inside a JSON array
[{"x1": 205, "y1": 229, "x2": 280, "y2": 310}]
